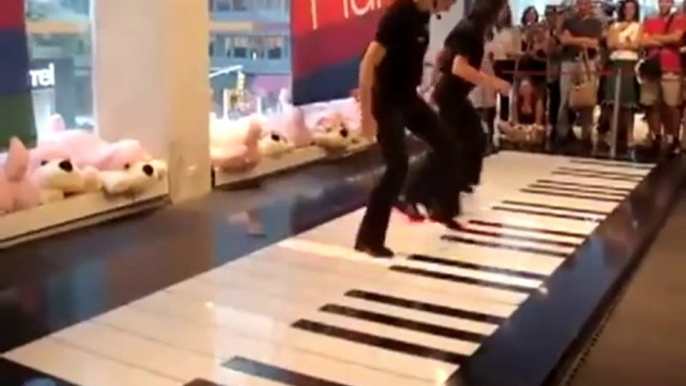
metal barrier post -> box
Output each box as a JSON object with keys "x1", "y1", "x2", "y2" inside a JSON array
[{"x1": 609, "y1": 66, "x2": 623, "y2": 160}]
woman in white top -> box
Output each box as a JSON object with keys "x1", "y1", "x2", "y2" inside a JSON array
[
  {"x1": 603, "y1": 0, "x2": 641, "y2": 152},
  {"x1": 491, "y1": 4, "x2": 520, "y2": 122}
]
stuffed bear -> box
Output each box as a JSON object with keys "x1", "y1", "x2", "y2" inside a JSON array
[
  {"x1": 0, "y1": 138, "x2": 41, "y2": 214},
  {"x1": 40, "y1": 115, "x2": 167, "y2": 195},
  {"x1": 258, "y1": 131, "x2": 294, "y2": 158},
  {"x1": 28, "y1": 142, "x2": 101, "y2": 204},
  {"x1": 261, "y1": 106, "x2": 312, "y2": 148},
  {"x1": 308, "y1": 111, "x2": 356, "y2": 151},
  {"x1": 328, "y1": 97, "x2": 369, "y2": 146},
  {"x1": 209, "y1": 114, "x2": 262, "y2": 172}
]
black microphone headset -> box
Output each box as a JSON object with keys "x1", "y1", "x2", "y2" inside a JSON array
[{"x1": 434, "y1": 0, "x2": 442, "y2": 19}]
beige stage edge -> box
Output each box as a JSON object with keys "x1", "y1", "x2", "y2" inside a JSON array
[
  {"x1": 213, "y1": 141, "x2": 375, "y2": 188},
  {"x1": 0, "y1": 180, "x2": 169, "y2": 249}
]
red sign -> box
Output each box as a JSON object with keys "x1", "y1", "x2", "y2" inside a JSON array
[{"x1": 291, "y1": 0, "x2": 397, "y2": 104}]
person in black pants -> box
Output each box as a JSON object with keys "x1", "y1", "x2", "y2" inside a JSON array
[
  {"x1": 355, "y1": 0, "x2": 460, "y2": 258},
  {"x1": 402, "y1": 0, "x2": 511, "y2": 222}
]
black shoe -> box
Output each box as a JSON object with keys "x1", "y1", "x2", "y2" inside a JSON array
[
  {"x1": 428, "y1": 211, "x2": 462, "y2": 230},
  {"x1": 395, "y1": 199, "x2": 426, "y2": 222},
  {"x1": 354, "y1": 243, "x2": 395, "y2": 258}
]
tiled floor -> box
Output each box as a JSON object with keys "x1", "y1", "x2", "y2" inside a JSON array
[{"x1": 1, "y1": 152, "x2": 655, "y2": 386}]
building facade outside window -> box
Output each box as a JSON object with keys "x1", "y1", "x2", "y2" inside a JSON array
[
  {"x1": 26, "y1": 0, "x2": 94, "y2": 137},
  {"x1": 209, "y1": 0, "x2": 292, "y2": 118}
]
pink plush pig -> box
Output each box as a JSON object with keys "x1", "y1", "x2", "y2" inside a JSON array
[{"x1": 0, "y1": 138, "x2": 40, "y2": 213}]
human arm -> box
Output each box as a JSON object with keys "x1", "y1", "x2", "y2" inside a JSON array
[
  {"x1": 429, "y1": 49, "x2": 447, "y2": 87},
  {"x1": 447, "y1": 24, "x2": 510, "y2": 94},
  {"x1": 358, "y1": 8, "x2": 403, "y2": 137},
  {"x1": 560, "y1": 29, "x2": 598, "y2": 48},
  {"x1": 358, "y1": 42, "x2": 385, "y2": 137},
  {"x1": 451, "y1": 55, "x2": 510, "y2": 95},
  {"x1": 651, "y1": 16, "x2": 686, "y2": 45},
  {"x1": 641, "y1": 25, "x2": 663, "y2": 48}
]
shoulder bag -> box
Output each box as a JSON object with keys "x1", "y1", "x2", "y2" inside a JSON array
[{"x1": 569, "y1": 49, "x2": 597, "y2": 108}]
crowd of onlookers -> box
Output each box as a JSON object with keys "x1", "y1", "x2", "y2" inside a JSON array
[{"x1": 469, "y1": 0, "x2": 686, "y2": 157}]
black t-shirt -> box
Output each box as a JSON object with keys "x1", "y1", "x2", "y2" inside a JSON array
[
  {"x1": 560, "y1": 14, "x2": 603, "y2": 61},
  {"x1": 435, "y1": 20, "x2": 485, "y2": 100},
  {"x1": 374, "y1": 0, "x2": 431, "y2": 96}
]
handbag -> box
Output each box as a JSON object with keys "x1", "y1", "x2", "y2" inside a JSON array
[
  {"x1": 638, "y1": 14, "x2": 675, "y2": 79},
  {"x1": 569, "y1": 49, "x2": 597, "y2": 109}
]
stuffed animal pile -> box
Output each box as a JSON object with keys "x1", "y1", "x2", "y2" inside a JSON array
[
  {"x1": 209, "y1": 97, "x2": 371, "y2": 172},
  {"x1": 498, "y1": 122, "x2": 547, "y2": 146},
  {"x1": 0, "y1": 114, "x2": 168, "y2": 216},
  {"x1": 303, "y1": 97, "x2": 369, "y2": 152}
]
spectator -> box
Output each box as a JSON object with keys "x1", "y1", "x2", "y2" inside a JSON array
[
  {"x1": 546, "y1": 8, "x2": 565, "y2": 135},
  {"x1": 491, "y1": 4, "x2": 520, "y2": 123},
  {"x1": 521, "y1": 6, "x2": 540, "y2": 27},
  {"x1": 601, "y1": 0, "x2": 641, "y2": 154},
  {"x1": 556, "y1": 0, "x2": 603, "y2": 151},
  {"x1": 520, "y1": 7, "x2": 548, "y2": 99},
  {"x1": 641, "y1": 0, "x2": 686, "y2": 154},
  {"x1": 513, "y1": 77, "x2": 544, "y2": 125}
]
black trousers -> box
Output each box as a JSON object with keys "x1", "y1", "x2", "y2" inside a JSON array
[
  {"x1": 356, "y1": 92, "x2": 460, "y2": 248},
  {"x1": 404, "y1": 93, "x2": 484, "y2": 218}
]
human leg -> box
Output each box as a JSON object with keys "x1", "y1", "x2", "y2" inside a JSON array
[
  {"x1": 555, "y1": 61, "x2": 576, "y2": 147},
  {"x1": 404, "y1": 95, "x2": 463, "y2": 225},
  {"x1": 355, "y1": 101, "x2": 408, "y2": 257},
  {"x1": 640, "y1": 77, "x2": 662, "y2": 147}
]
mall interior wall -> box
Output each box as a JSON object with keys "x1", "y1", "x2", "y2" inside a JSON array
[
  {"x1": 428, "y1": 2, "x2": 465, "y2": 59},
  {"x1": 93, "y1": 0, "x2": 211, "y2": 202}
]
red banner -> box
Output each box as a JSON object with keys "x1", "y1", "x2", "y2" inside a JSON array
[{"x1": 291, "y1": 0, "x2": 396, "y2": 105}]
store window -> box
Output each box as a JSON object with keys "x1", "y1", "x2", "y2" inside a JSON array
[
  {"x1": 208, "y1": 0, "x2": 292, "y2": 118},
  {"x1": 249, "y1": 36, "x2": 266, "y2": 59},
  {"x1": 232, "y1": 36, "x2": 249, "y2": 58},
  {"x1": 267, "y1": 36, "x2": 285, "y2": 59},
  {"x1": 26, "y1": 0, "x2": 94, "y2": 137}
]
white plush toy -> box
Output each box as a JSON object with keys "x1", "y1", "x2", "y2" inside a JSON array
[
  {"x1": 328, "y1": 97, "x2": 370, "y2": 147},
  {"x1": 41, "y1": 114, "x2": 168, "y2": 196},
  {"x1": 98, "y1": 160, "x2": 167, "y2": 195},
  {"x1": 258, "y1": 131, "x2": 294, "y2": 157},
  {"x1": 28, "y1": 142, "x2": 101, "y2": 204},
  {"x1": 310, "y1": 112, "x2": 356, "y2": 151},
  {"x1": 209, "y1": 114, "x2": 262, "y2": 172},
  {"x1": 261, "y1": 106, "x2": 312, "y2": 148}
]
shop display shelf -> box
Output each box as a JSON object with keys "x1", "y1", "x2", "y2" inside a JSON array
[
  {"x1": 213, "y1": 145, "x2": 326, "y2": 187},
  {"x1": 213, "y1": 142, "x2": 376, "y2": 188},
  {"x1": 0, "y1": 179, "x2": 169, "y2": 249}
]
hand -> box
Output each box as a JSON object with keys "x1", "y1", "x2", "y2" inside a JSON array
[
  {"x1": 492, "y1": 78, "x2": 511, "y2": 96},
  {"x1": 361, "y1": 112, "x2": 378, "y2": 140},
  {"x1": 418, "y1": 84, "x2": 432, "y2": 96},
  {"x1": 585, "y1": 39, "x2": 599, "y2": 49}
]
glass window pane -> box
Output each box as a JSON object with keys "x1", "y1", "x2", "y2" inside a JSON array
[
  {"x1": 26, "y1": 0, "x2": 94, "y2": 137},
  {"x1": 209, "y1": 0, "x2": 291, "y2": 118}
]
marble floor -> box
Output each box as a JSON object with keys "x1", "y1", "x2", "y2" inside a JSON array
[{"x1": 0, "y1": 152, "x2": 656, "y2": 386}]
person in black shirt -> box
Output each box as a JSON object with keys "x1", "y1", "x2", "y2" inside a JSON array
[
  {"x1": 402, "y1": 0, "x2": 511, "y2": 226},
  {"x1": 355, "y1": 0, "x2": 460, "y2": 258}
]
